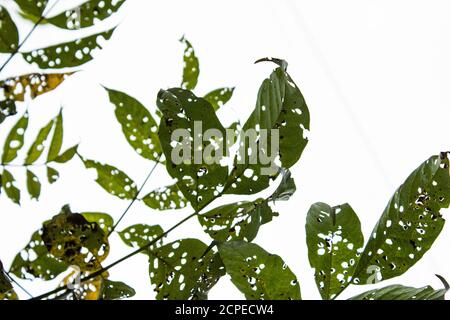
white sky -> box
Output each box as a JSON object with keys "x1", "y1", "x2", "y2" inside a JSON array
[{"x1": 0, "y1": 0, "x2": 449, "y2": 300}]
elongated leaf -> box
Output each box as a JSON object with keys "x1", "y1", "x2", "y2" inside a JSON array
[
  {"x1": 23, "y1": 29, "x2": 115, "y2": 69},
  {"x1": 0, "y1": 73, "x2": 72, "y2": 102},
  {"x1": 350, "y1": 284, "x2": 446, "y2": 300},
  {"x1": 48, "y1": 0, "x2": 126, "y2": 30},
  {"x1": 2, "y1": 112, "x2": 28, "y2": 164},
  {"x1": 0, "y1": 6, "x2": 19, "y2": 53},
  {"x1": 47, "y1": 110, "x2": 63, "y2": 161},
  {"x1": 157, "y1": 88, "x2": 228, "y2": 211},
  {"x1": 141, "y1": 183, "x2": 187, "y2": 211},
  {"x1": 218, "y1": 241, "x2": 301, "y2": 300},
  {"x1": 102, "y1": 279, "x2": 136, "y2": 300},
  {"x1": 180, "y1": 37, "x2": 199, "y2": 90},
  {"x1": 25, "y1": 119, "x2": 54, "y2": 164},
  {"x1": 26, "y1": 169, "x2": 41, "y2": 200},
  {"x1": 148, "y1": 239, "x2": 222, "y2": 300},
  {"x1": 306, "y1": 202, "x2": 364, "y2": 300},
  {"x1": 47, "y1": 166, "x2": 59, "y2": 184},
  {"x1": 226, "y1": 58, "x2": 310, "y2": 195},
  {"x1": 82, "y1": 158, "x2": 137, "y2": 199},
  {"x1": 204, "y1": 87, "x2": 234, "y2": 111},
  {"x1": 14, "y1": 0, "x2": 49, "y2": 17},
  {"x1": 53, "y1": 144, "x2": 78, "y2": 163},
  {"x1": 119, "y1": 224, "x2": 164, "y2": 252},
  {"x1": 1, "y1": 260, "x2": 17, "y2": 300},
  {"x1": 1, "y1": 169, "x2": 20, "y2": 204},
  {"x1": 353, "y1": 154, "x2": 450, "y2": 284},
  {"x1": 105, "y1": 88, "x2": 162, "y2": 161}
]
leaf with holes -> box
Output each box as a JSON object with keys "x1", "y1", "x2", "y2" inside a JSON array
[
  {"x1": 105, "y1": 88, "x2": 162, "y2": 161},
  {"x1": 180, "y1": 37, "x2": 199, "y2": 90},
  {"x1": 60, "y1": 270, "x2": 104, "y2": 300},
  {"x1": 0, "y1": 100, "x2": 17, "y2": 124},
  {"x1": 0, "y1": 6, "x2": 19, "y2": 53},
  {"x1": 2, "y1": 112, "x2": 28, "y2": 164},
  {"x1": 349, "y1": 284, "x2": 447, "y2": 300},
  {"x1": 25, "y1": 119, "x2": 54, "y2": 164},
  {"x1": 148, "y1": 239, "x2": 221, "y2": 300},
  {"x1": 157, "y1": 88, "x2": 228, "y2": 211},
  {"x1": 102, "y1": 279, "x2": 136, "y2": 300},
  {"x1": 306, "y1": 202, "x2": 364, "y2": 300},
  {"x1": 82, "y1": 158, "x2": 137, "y2": 200},
  {"x1": 47, "y1": 110, "x2": 63, "y2": 161},
  {"x1": 218, "y1": 241, "x2": 301, "y2": 300},
  {"x1": 353, "y1": 154, "x2": 450, "y2": 284},
  {"x1": 270, "y1": 169, "x2": 296, "y2": 202},
  {"x1": 22, "y1": 29, "x2": 116, "y2": 69},
  {"x1": 26, "y1": 169, "x2": 41, "y2": 200},
  {"x1": 47, "y1": 166, "x2": 59, "y2": 184},
  {"x1": 1, "y1": 259, "x2": 17, "y2": 300},
  {"x1": 226, "y1": 58, "x2": 310, "y2": 195},
  {"x1": 204, "y1": 87, "x2": 234, "y2": 111},
  {"x1": 14, "y1": 0, "x2": 49, "y2": 17},
  {"x1": 41, "y1": 205, "x2": 110, "y2": 271},
  {"x1": 141, "y1": 183, "x2": 187, "y2": 211},
  {"x1": 119, "y1": 224, "x2": 164, "y2": 253},
  {"x1": 1, "y1": 169, "x2": 20, "y2": 204},
  {"x1": 81, "y1": 212, "x2": 114, "y2": 234},
  {"x1": 53, "y1": 144, "x2": 78, "y2": 163},
  {"x1": 47, "y1": 0, "x2": 126, "y2": 30}
]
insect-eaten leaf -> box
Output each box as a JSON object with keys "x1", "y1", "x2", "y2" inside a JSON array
[
  {"x1": 26, "y1": 169, "x2": 41, "y2": 200},
  {"x1": 1, "y1": 169, "x2": 21, "y2": 204},
  {"x1": 353, "y1": 154, "x2": 450, "y2": 284},
  {"x1": 204, "y1": 87, "x2": 234, "y2": 111},
  {"x1": 349, "y1": 284, "x2": 447, "y2": 300},
  {"x1": 141, "y1": 183, "x2": 187, "y2": 211},
  {"x1": 119, "y1": 224, "x2": 164, "y2": 254},
  {"x1": 47, "y1": 166, "x2": 59, "y2": 184},
  {"x1": 1, "y1": 259, "x2": 18, "y2": 300},
  {"x1": 15, "y1": 0, "x2": 49, "y2": 17},
  {"x1": 2, "y1": 112, "x2": 29, "y2": 164},
  {"x1": 180, "y1": 36, "x2": 199, "y2": 90},
  {"x1": 0, "y1": 6, "x2": 19, "y2": 53},
  {"x1": 306, "y1": 202, "x2": 364, "y2": 300},
  {"x1": 25, "y1": 118, "x2": 54, "y2": 164},
  {"x1": 218, "y1": 241, "x2": 301, "y2": 300},
  {"x1": 47, "y1": 110, "x2": 63, "y2": 162},
  {"x1": 102, "y1": 279, "x2": 136, "y2": 300},
  {"x1": 105, "y1": 88, "x2": 162, "y2": 162},
  {"x1": 0, "y1": 100, "x2": 17, "y2": 124}
]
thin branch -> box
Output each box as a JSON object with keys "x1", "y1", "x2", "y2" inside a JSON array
[{"x1": 5, "y1": 272, "x2": 33, "y2": 299}]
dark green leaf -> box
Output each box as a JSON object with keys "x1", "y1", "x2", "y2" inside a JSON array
[
  {"x1": 349, "y1": 284, "x2": 446, "y2": 300},
  {"x1": 0, "y1": 6, "x2": 19, "y2": 53},
  {"x1": 102, "y1": 279, "x2": 136, "y2": 300},
  {"x1": 22, "y1": 29, "x2": 116, "y2": 69},
  {"x1": 47, "y1": 0, "x2": 126, "y2": 30},
  {"x1": 270, "y1": 169, "x2": 296, "y2": 202},
  {"x1": 25, "y1": 119, "x2": 54, "y2": 164},
  {"x1": 118, "y1": 224, "x2": 164, "y2": 252},
  {"x1": 204, "y1": 87, "x2": 234, "y2": 111},
  {"x1": 53, "y1": 144, "x2": 78, "y2": 163},
  {"x1": 1, "y1": 169, "x2": 20, "y2": 204},
  {"x1": 180, "y1": 37, "x2": 199, "y2": 90},
  {"x1": 1, "y1": 260, "x2": 17, "y2": 300},
  {"x1": 2, "y1": 112, "x2": 29, "y2": 164},
  {"x1": 306, "y1": 202, "x2": 364, "y2": 300},
  {"x1": 0, "y1": 100, "x2": 17, "y2": 124},
  {"x1": 105, "y1": 88, "x2": 162, "y2": 161},
  {"x1": 14, "y1": 0, "x2": 49, "y2": 17},
  {"x1": 81, "y1": 158, "x2": 137, "y2": 199},
  {"x1": 26, "y1": 169, "x2": 41, "y2": 200},
  {"x1": 141, "y1": 183, "x2": 187, "y2": 211},
  {"x1": 46, "y1": 166, "x2": 59, "y2": 184},
  {"x1": 47, "y1": 110, "x2": 63, "y2": 161},
  {"x1": 353, "y1": 154, "x2": 450, "y2": 284},
  {"x1": 218, "y1": 241, "x2": 301, "y2": 300}
]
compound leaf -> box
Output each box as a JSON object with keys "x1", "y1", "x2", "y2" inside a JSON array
[
  {"x1": 204, "y1": 87, "x2": 234, "y2": 111},
  {"x1": 0, "y1": 6, "x2": 19, "y2": 53},
  {"x1": 349, "y1": 284, "x2": 447, "y2": 300},
  {"x1": 180, "y1": 37, "x2": 199, "y2": 90},
  {"x1": 1, "y1": 169, "x2": 20, "y2": 204},
  {"x1": 141, "y1": 183, "x2": 187, "y2": 211},
  {"x1": 53, "y1": 144, "x2": 78, "y2": 163},
  {"x1": 47, "y1": 110, "x2": 63, "y2": 161},
  {"x1": 25, "y1": 118, "x2": 54, "y2": 164},
  {"x1": 2, "y1": 112, "x2": 28, "y2": 164},
  {"x1": 26, "y1": 169, "x2": 41, "y2": 200}
]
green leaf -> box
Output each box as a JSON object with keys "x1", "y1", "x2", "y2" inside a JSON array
[
  {"x1": 9, "y1": 229, "x2": 68, "y2": 280},
  {"x1": 47, "y1": 110, "x2": 63, "y2": 161},
  {"x1": 26, "y1": 169, "x2": 41, "y2": 200},
  {"x1": 141, "y1": 183, "x2": 187, "y2": 211},
  {"x1": 81, "y1": 212, "x2": 114, "y2": 233},
  {"x1": 1, "y1": 169, "x2": 20, "y2": 204},
  {"x1": 180, "y1": 36, "x2": 199, "y2": 90},
  {"x1": 118, "y1": 224, "x2": 164, "y2": 252},
  {"x1": 1, "y1": 260, "x2": 17, "y2": 300},
  {"x1": 148, "y1": 239, "x2": 223, "y2": 300},
  {"x1": 81, "y1": 158, "x2": 138, "y2": 200},
  {"x1": 47, "y1": 0, "x2": 126, "y2": 30},
  {"x1": 2, "y1": 112, "x2": 29, "y2": 164},
  {"x1": 0, "y1": 100, "x2": 17, "y2": 124},
  {"x1": 226, "y1": 58, "x2": 310, "y2": 195},
  {"x1": 105, "y1": 88, "x2": 162, "y2": 161},
  {"x1": 306, "y1": 202, "x2": 364, "y2": 300},
  {"x1": 204, "y1": 87, "x2": 234, "y2": 111},
  {"x1": 349, "y1": 284, "x2": 447, "y2": 300},
  {"x1": 22, "y1": 29, "x2": 116, "y2": 69},
  {"x1": 25, "y1": 119, "x2": 54, "y2": 164},
  {"x1": 53, "y1": 144, "x2": 78, "y2": 163},
  {"x1": 102, "y1": 279, "x2": 136, "y2": 300},
  {"x1": 14, "y1": 0, "x2": 49, "y2": 17},
  {"x1": 218, "y1": 241, "x2": 301, "y2": 300},
  {"x1": 270, "y1": 169, "x2": 296, "y2": 202},
  {"x1": 157, "y1": 88, "x2": 228, "y2": 211},
  {"x1": 46, "y1": 166, "x2": 59, "y2": 184},
  {"x1": 353, "y1": 154, "x2": 450, "y2": 284},
  {"x1": 0, "y1": 6, "x2": 19, "y2": 53}
]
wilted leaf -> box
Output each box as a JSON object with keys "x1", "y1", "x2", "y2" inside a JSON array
[
  {"x1": 48, "y1": 0, "x2": 126, "y2": 30},
  {"x1": 118, "y1": 224, "x2": 163, "y2": 252},
  {"x1": 218, "y1": 241, "x2": 301, "y2": 300},
  {"x1": 26, "y1": 169, "x2": 41, "y2": 200},
  {"x1": 14, "y1": 0, "x2": 49, "y2": 17},
  {"x1": 102, "y1": 279, "x2": 136, "y2": 300},
  {"x1": 1, "y1": 169, "x2": 20, "y2": 204},
  {"x1": 180, "y1": 37, "x2": 199, "y2": 90},
  {"x1": 2, "y1": 112, "x2": 29, "y2": 164},
  {"x1": 22, "y1": 29, "x2": 116, "y2": 68},
  {"x1": 0, "y1": 6, "x2": 19, "y2": 53},
  {"x1": 60, "y1": 270, "x2": 104, "y2": 300},
  {"x1": 105, "y1": 88, "x2": 162, "y2": 161},
  {"x1": 204, "y1": 87, "x2": 234, "y2": 111},
  {"x1": 82, "y1": 158, "x2": 137, "y2": 199},
  {"x1": 353, "y1": 154, "x2": 450, "y2": 284},
  {"x1": 141, "y1": 183, "x2": 187, "y2": 211},
  {"x1": 25, "y1": 118, "x2": 54, "y2": 164},
  {"x1": 47, "y1": 110, "x2": 63, "y2": 161},
  {"x1": 306, "y1": 202, "x2": 364, "y2": 300},
  {"x1": 349, "y1": 284, "x2": 447, "y2": 300},
  {"x1": 47, "y1": 166, "x2": 59, "y2": 184},
  {"x1": 53, "y1": 144, "x2": 78, "y2": 163}
]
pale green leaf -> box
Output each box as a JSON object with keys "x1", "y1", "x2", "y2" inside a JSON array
[{"x1": 141, "y1": 183, "x2": 187, "y2": 211}]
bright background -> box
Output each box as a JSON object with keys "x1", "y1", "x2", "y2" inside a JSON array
[{"x1": 0, "y1": 0, "x2": 449, "y2": 300}]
